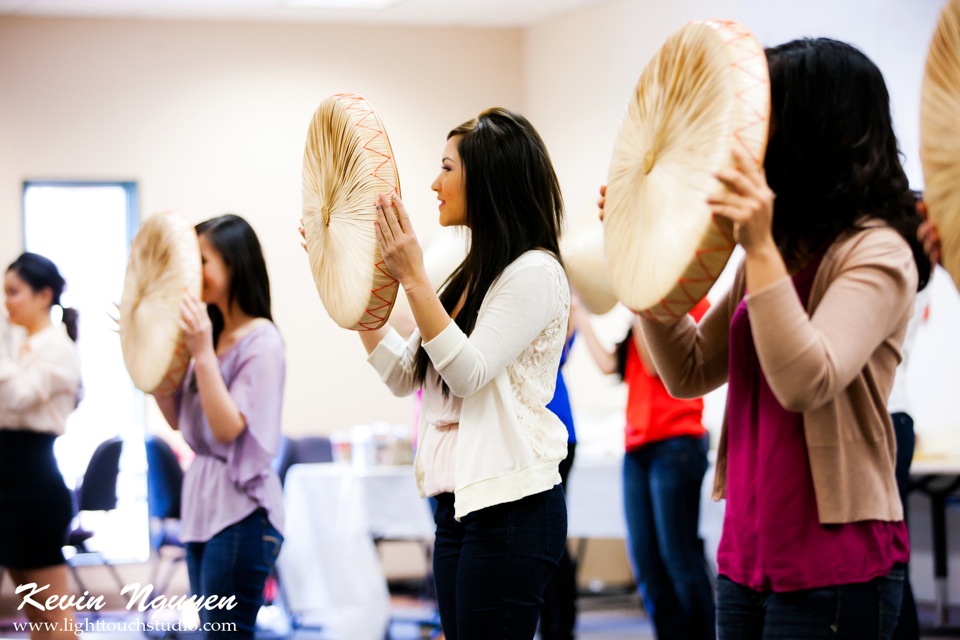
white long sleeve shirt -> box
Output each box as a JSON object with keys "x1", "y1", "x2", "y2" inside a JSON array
[
  {"x1": 0, "y1": 324, "x2": 80, "y2": 435},
  {"x1": 368, "y1": 250, "x2": 570, "y2": 518}
]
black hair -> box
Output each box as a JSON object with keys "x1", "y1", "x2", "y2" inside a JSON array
[
  {"x1": 194, "y1": 214, "x2": 272, "y2": 347},
  {"x1": 614, "y1": 327, "x2": 632, "y2": 381},
  {"x1": 412, "y1": 108, "x2": 564, "y2": 392},
  {"x1": 6, "y1": 252, "x2": 79, "y2": 341},
  {"x1": 763, "y1": 38, "x2": 930, "y2": 290}
]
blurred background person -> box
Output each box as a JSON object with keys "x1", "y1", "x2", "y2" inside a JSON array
[
  {"x1": 574, "y1": 299, "x2": 714, "y2": 640},
  {"x1": 1, "y1": 252, "x2": 81, "y2": 640},
  {"x1": 540, "y1": 301, "x2": 579, "y2": 640}
]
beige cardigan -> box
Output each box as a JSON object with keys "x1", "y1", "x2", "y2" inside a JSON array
[{"x1": 640, "y1": 222, "x2": 918, "y2": 524}]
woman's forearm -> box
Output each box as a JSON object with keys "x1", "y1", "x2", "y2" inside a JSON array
[
  {"x1": 153, "y1": 393, "x2": 180, "y2": 430},
  {"x1": 574, "y1": 313, "x2": 616, "y2": 375},
  {"x1": 404, "y1": 280, "x2": 453, "y2": 344},
  {"x1": 359, "y1": 325, "x2": 392, "y2": 355},
  {"x1": 193, "y1": 351, "x2": 245, "y2": 444}
]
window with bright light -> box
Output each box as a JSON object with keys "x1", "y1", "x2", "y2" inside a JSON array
[{"x1": 23, "y1": 181, "x2": 150, "y2": 564}]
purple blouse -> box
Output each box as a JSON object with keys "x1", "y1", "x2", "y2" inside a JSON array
[
  {"x1": 717, "y1": 258, "x2": 909, "y2": 592},
  {"x1": 176, "y1": 322, "x2": 285, "y2": 543}
]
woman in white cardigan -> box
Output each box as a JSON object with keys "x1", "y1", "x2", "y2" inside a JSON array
[{"x1": 365, "y1": 107, "x2": 570, "y2": 640}]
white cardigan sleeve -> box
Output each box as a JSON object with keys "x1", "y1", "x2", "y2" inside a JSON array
[
  {"x1": 367, "y1": 327, "x2": 422, "y2": 397},
  {"x1": 422, "y1": 256, "x2": 566, "y2": 399}
]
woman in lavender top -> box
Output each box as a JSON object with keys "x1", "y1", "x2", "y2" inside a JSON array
[{"x1": 154, "y1": 214, "x2": 284, "y2": 639}]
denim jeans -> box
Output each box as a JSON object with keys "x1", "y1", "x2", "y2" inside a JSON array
[
  {"x1": 433, "y1": 484, "x2": 567, "y2": 640},
  {"x1": 623, "y1": 434, "x2": 715, "y2": 640},
  {"x1": 891, "y1": 412, "x2": 919, "y2": 640},
  {"x1": 185, "y1": 508, "x2": 283, "y2": 639},
  {"x1": 540, "y1": 443, "x2": 577, "y2": 640},
  {"x1": 717, "y1": 564, "x2": 905, "y2": 639}
]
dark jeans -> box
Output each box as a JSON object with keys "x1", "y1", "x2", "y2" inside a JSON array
[
  {"x1": 623, "y1": 433, "x2": 715, "y2": 640},
  {"x1": 540, "y1": 443, "x2": 577, "y2": 640},
  {"x1": 717, "y1": 564, "x2": 906, "y2": 639},
  {"x1": 891, "y1": 411, "x2": 919, "y2": 640},
  {"x1": 433, "y1": 484, "x2": 567, "y2": 640},
  {"x1": 185, "y1": 508, "x2": 283, "y2": 639}
]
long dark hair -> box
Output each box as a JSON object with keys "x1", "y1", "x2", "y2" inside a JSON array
[
  {"x1": 195, "y1": 214, "x2": 272, "y2": 347},
  {"x1": 764, "y1": 38, "x2": 931, "y2": 290},
  {"x1": 614, "y1": 328, "x2": 632, "y2": 381},
  {"x1": 7, "y1": 252, "x2": 79, "y2": 342},
  {"x1": 413, "y1": 108, "x2": 564, "y2": 391}
]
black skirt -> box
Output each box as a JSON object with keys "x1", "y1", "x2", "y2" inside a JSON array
[{"x1": 0, "y1": 430, "x2": 74, "y2": 569}]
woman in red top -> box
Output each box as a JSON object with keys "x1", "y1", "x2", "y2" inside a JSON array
[{"x1": 575, "y1": 299, "x2": 714, "y2": 640}]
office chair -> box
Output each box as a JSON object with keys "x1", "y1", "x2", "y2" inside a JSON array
[
  {"x1": 274, "y1": 435, "x2": 334, "y2": 486},
  {"x1": 272, "y1": 435, "x2": 298, "y2": 486},
  {"x1": 291, "y1": 435, "x2": 334, "y2": 465},
  {"x1": 145, "y1": 436, "x2": 184, "y2": 596},
  {"x1": 65, "y1": 436, "x2": 125, "y2": 593}
]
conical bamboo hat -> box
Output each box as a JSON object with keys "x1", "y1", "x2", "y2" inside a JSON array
[
  {"x1": 562, "y1": 226, "x2": 618, "y2": 315},
  {"x1": 303, "y1": 93, "x2": 401, "y2": 330},
  {"x1": 921, "y1": 0, "x2": 960, "y2": 290},
  {"x1": 119, "y1": 211, "x2": 201, "y2": 394},
  {"x1": 604, "y1": 20, "x2": 769, "y2": 322}
]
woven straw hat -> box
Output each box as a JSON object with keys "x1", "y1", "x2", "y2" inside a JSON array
[
  {"x1": 562, "y1": 226, "x2": 618, "y2": 315},
  {"x1": 302, "y1": 94, "x2": 401, "y2": 330},
  {"x1": 921, "y1": 0, "x2": 960, "y2": 290},
  {"x1": 119, "y1": 211, "x2": 201, "y2": 394},
  {"x1": 604, "y1": 20, "x2": 769, "y2": 322}
]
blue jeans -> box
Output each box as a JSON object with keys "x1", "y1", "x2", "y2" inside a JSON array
[
  {"x1": 185, "y1": 509, "x2": 283, "y2": 639},
  {"x1": 433, "y1": 484, "x2": 567, "y2": 640},
  {"x1": 891, "y1": 412, "x2": 918, "y2": 640},
  {"x1": 539, "y1": 443, "x2": 577, "y2": 640},
  {"x1": 623, "y1": 434, "x2": 715, "y2": 640},
  {"x1": 717, "y1": 564, "x2": 905, "y2": 639}
]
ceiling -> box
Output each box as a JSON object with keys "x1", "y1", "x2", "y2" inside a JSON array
[{"x1": 0, "y1": 0, "x2": 612, "y2": 27}]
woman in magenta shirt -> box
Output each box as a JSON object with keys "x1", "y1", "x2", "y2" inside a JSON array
[{"x1": 631, "y1": 38, "x2": 932, "y2": 639}]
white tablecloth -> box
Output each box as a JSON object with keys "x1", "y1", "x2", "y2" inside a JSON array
[
  {"x1": 276, "y1": 463, "x2": 434, "y2": 640},
  {"x1": 277, "y1": 456, "x2": 723, "y2": 637},
  {"x1": 566, "y1": 457, "x2": 628, "y2": 539}
]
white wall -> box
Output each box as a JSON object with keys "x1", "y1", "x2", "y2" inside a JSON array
[{"x1": 0, "y1": 16, "x2": 523, "y2": 437}]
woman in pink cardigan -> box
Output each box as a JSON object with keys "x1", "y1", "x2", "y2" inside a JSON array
[{"x1": 630, "y1": 38, "x2": 932, "y2": 639}]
